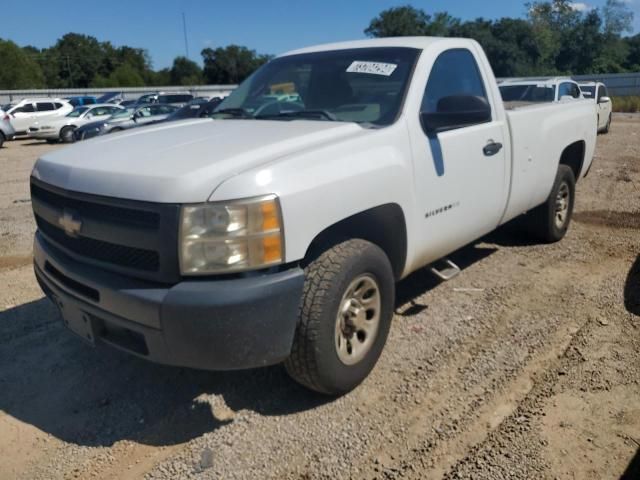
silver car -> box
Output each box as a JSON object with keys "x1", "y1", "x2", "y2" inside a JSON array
[
  {"x1": 73, "y1": 104, "x2": 180, "y2": 141},
  {"x1": 106, "y1": 104, "x2": 179, "y2": 133}
]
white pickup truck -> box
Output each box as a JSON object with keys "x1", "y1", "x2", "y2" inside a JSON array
[{"x1": 31, "y1": 37, "x2": 597, "y2": 395}]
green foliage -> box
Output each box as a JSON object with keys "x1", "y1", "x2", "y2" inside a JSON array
[
  {"x1": 612, "y1": 96, "x2": 640, "y2": 113},
  {"x1": 91, "y1": 64, "x2": 145, "y2": 88},
  {"x1": 366, "y1": 0, "x2": 636, "y2": 78},
  {"x1": 365, "y1": 6, "x2": 431, "y2": 37},
  {"x1": 170, "y1": 56, "x2": 203, "y2": 85},
  {"x1": 201, "y1": 45, "x2": 271, "y2": 84},
  {"x1": 0, "y1": 39, "x2": 45, "y2": 89}
]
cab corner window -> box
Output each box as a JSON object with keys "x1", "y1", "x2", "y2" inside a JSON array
[{"x1": 421, "y1": 49, "x2": 491, "y2": 134}]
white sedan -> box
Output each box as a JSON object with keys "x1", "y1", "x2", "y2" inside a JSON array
[{"x1": 30, "y1": 104, "x2": 125, "y2": 143}]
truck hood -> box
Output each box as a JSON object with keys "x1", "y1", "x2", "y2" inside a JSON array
[{"x1": 32, "y1": 119, "x2": 366, "y2": 203}]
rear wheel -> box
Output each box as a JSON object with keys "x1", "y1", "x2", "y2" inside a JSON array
[
  {"x1": 285, "y1": 239, "x2": 395, "y2": 395},
  {"x1": 0, "y1": 131, "x2": 5, "y2": 149},
  {"x1": 60, "y1": 126, "x2": 75, "y2": 143},
  {"x1": 523, "y1": 165, "x2": 575, "y2": 243}
]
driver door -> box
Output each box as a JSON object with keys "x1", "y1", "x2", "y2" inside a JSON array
[{"x1": 408, "y1": 48, "x2": 509, "y2": 262}]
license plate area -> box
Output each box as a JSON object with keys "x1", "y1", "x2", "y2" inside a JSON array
[{"x1": 53, "y1": 295, "x2": 96, "y2": 345}]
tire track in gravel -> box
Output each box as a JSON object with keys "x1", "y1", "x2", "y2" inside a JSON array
[{"x1": 341, "y1": 234, "x2": 627, "y2": 480}]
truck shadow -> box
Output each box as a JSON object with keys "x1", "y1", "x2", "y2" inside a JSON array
[
  {"x1": 621, "y1": 447, "x2": 640, "y2": 480},
  {"x1": 624, "y1": 254, "x2": 640, "y2": 316},
  {"x1": 0, "y1": 298, "x2": 326, "y2": 448},
  {"x1": 0, "y1": 224, "x2": 532, "y2": 449}
]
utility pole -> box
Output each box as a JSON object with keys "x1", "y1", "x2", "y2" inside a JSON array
[
  {"x1": 66, "y1": 55, "x2": 74, "y2": 88},
  {"x1": 182, "y1": 12, "x2": 190, "y2": 59}
]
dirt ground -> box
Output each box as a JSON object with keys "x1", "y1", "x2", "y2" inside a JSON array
[{"x1": 0, "y1": 119, "x2": 638, "y2": 480}]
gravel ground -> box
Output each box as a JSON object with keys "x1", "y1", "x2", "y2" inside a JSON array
[{"x1": 0, "y1": 120, "x2": 638, "y2": 480}]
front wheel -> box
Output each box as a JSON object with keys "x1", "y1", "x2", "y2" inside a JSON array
[
  {"x1": 0, "y1": 131, "x2": 5, "y2": 148},
  {"x1": 602, "y1": 114, "x2": 612, "y2": 134},
  {"x1": 60, "y1": 126, "x2": 75, "y2": 143},
  {"x1": 285, "y1": 239, "x2": 395, "y2": 395},
  {"x1": 523, "y1": 164, "x2": 576, "y2": 243}
]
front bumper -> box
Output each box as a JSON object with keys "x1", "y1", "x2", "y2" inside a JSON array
[{"x1": 34, "y1": 232, "x2": 304, "y2": 370}]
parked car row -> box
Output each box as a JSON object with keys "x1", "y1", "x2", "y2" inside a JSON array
[
  {"x1": 498, "y1": 77, "x2": 612, "y2": 134},
  {"x1": 0, "y1": 92, "x2": 225, "y2": 146}
]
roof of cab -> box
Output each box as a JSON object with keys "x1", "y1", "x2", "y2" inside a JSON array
[{"x1": 279, "y1": 36, "x2": 453, "y2": 57}]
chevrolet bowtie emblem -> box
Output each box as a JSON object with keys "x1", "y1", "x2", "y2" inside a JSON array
[{"x1": 58, "y1": 210, "x2": 82, "y2": 237}]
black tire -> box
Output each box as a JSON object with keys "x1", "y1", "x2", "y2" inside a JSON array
[
  {"x1": 0, "y1": 131, "x2": 5, "y2": 149},
  {"x1": 523, "y1": 164, "x2": 576, "y2": 243},
  {"x1": 60, "y1": 126, "x2": 75, "y2": 143},
  {"x1": 602, "y1": 114, "x2": 612, "y2": 134},
  {"x1": 285, "y1": 239, "x2": 395, "y2": 395}
]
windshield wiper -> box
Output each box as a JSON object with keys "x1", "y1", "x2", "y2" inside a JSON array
[
  {"x1": 214, "y1": 108, "x2": 254, "y2": 119},
  {"x1": 256, "y1": 110, "x2": 338, "y2": 121}
]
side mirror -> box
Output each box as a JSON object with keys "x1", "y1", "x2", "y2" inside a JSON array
[
  {"x1": 420, "y1": 95, "x2": 491, "y2": 134},
  {"x1": 599, "y1": 96, "x2": 611, "y2": 104}
]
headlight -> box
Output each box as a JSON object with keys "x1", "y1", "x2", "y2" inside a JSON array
[{"x1": 179, "y1": 195, "x2": 284, "y2": 275}]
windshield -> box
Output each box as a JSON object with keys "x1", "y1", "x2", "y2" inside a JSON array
[
  {"x1": 580, "y1": 86, "x2": 596, "y2": 98},
  {"x1": 215, "y1": 47, "x2": 420, "y2": 126},
  {"x1": 499, "y1": 85, "x2": 556, "y2": 103},
  {"x1": 110, "y1": 108, "x2": 134, "y2": 119},
  {"x1": 66, "y1": 107, "x2": 89, "y2": 118}
]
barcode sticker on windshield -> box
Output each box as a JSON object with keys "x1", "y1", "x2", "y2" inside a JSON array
[{"x1": 346, "y1": 61, "x2": 398, "y2": 76}]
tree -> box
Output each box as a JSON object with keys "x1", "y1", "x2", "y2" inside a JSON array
[
  {"x1": 201, "y1": 45, "x2": 271, "y2": 84},
  {"x1": 40, "y1": 33, "x2": 106, "y2": 88},
  {"x1": 602, "y1": 0, "x2": 634, "y2": 36},
  {"x1": 365, "y1": 5, "x2": 430, "y2": 37},
  {"x1": 623, "y1": 34, "x2": 640, "y2": 71},
  {"x1": 170, "y1": 56, "x2": 203, "y2": 85},
  {"x1": 0, "y1": 39, "x2": 45, "y2": 89},
  {"x1": 365, "y1": 6, "x2": 459, "y2": 37},
  {"x1": 91, "y1": 63, "x2": 145, "y2": 87}
]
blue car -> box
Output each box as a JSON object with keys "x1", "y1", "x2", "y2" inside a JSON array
[{"x1": 65, "y1": 96, "x2": 97, "y2": 107}]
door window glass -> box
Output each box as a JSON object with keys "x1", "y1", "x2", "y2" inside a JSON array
[
  {"x1": 422, "y1": 49, "x2": 488, "y2": 115},
  {"x1": 36, "y1": 102, "x2": 55, "y2": 111}
]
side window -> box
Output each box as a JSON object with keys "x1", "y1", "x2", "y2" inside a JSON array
[
  {"x1": 17, "y1": 103, "x2": 35, "y2": 113},
  {"x1": 558, "y1": 83, "x2": 570, "y2": 98},
  {"x1": 571, "y1": 84, "x2": 581, "y2": 98},
  {"x1": 421, "y1": 49, "x2": 489, "y2": 117},
  {"x1": 36, "y1": 102, "x2": 55, "y2": 112},
  {"x1": 559, "y1": 83, "x2": 580, "y2": 99},
  {"x1": 54, "y1": 102, "x2": 64, "y2": 109}
]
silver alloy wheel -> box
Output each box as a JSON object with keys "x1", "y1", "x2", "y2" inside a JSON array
[
  {"x1": 555, "y1": 182, "x2": 570, "y2": 229},
  {"x1": 335, "y1": 274, "x2": 381, "y2": 366},
  {"x1": 62, "y1": 128, "x2": 73, "y2": 142}
]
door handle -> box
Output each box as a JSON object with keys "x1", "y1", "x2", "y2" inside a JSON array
[{"x1": 483, "y1": 141, "x2": 503, "y2": 156}]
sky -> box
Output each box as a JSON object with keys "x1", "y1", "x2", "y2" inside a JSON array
[{"x1": 2, "y1": 0, "x2": 639, "y2": 69}]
